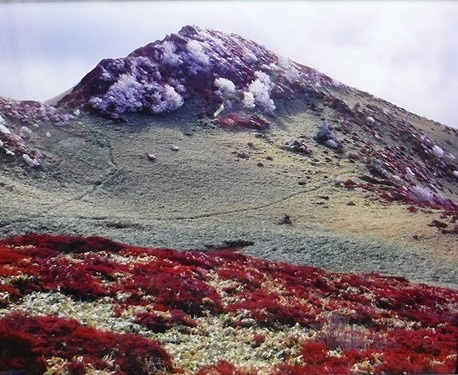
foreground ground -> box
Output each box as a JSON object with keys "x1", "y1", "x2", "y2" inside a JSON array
[{"x1": 0, "y1": 234, "x2": 457, "y2": 374}]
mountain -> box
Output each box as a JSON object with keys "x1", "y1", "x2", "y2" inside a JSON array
[
  {"x1": 1, "y1": 25, "x2": 457, "y2": 284},
  {"x1": 56, "y1": 25, "x2": 335, "y2": 118},
  {"x1": 0, "y1": 25, "x2": 457, "y2": 373}
]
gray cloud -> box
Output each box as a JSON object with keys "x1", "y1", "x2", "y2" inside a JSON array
[{"x1": 0, "y1": 1, "x2": 457, "y2": 128}]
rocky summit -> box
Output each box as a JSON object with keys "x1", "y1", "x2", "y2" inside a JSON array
[{"x1": 0, "y1": 25, "x2": 457, "y2": 374}]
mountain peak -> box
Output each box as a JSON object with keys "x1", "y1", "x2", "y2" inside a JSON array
[
  {"x1": 1, "y1": 26, "x2": 458, "y2": 218},
  {"x1": 58, "y1": 25, "x2": 336, "y2": 119}
]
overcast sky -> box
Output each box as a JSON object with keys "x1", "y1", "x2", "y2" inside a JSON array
[{"x1": 0, "y1": 1, "x2": 457, "y2": 128}]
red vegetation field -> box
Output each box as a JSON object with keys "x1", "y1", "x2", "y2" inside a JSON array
[{"x1": 0, "y1": 234, "x2": 457, "y2": 374}]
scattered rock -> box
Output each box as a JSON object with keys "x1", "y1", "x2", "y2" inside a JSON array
[
  {"x1": 170, "y1": 145, "x2": 180, "y2": 152},
  {"x1": 314, "y1": 122, "x2": 342, "y2": 151},
  {"x1": 360, "y1": 174, "x2": 392, "y2": 186},
  {"x1": 282, "y1": 139, "x2": 312, "y2": 155},
  {"x1": 233, "y1": 151, "x2": 250, "y2": 159},
  {"x1": 324, "y1": 139, "x2": 339, "y2": 149},
  {"x1": 347, "y1": 152, "x2": 359, "y2": 161},
  {"x1": 218, "y1": 113, "x2": 269, "y2": 130},
  {"x1": 146, "y1": 153, "x2": 157, "y2": 161},
  {"x1": 428, "y1": 220, "x2": 448, "y2": 229},
  {"x1": 366, "y1": 116, "x2": 376, "y2": 124},
  {"x1": 368, "y1": 158, "x2": 389, "y2": 179},
  {"x1": 205, "y1": 239, "x2": 255, "y2": 250},
  {"x1": 278, "y1": 214, "x2": 292, "y2": 225}
]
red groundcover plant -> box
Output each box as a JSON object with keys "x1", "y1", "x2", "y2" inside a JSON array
[
  {"x1": 0, "y1": 313, "x2": 174, "y2": 374},
  {"x1": 0, "y1": 234, "x2": 457, "y2": 374}
]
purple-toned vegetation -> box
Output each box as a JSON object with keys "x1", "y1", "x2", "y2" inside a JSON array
[
  {"x1": 0, "y1": 97, "x2": 74, "y2": 166},
  {"x1": 336, "y1": 100, "x2": 458, "y2": 217},
  {"x1": 58, "y1": 25, "x2": 337, "y2": 121}
]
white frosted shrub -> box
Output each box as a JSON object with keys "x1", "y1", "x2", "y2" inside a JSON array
[
  {"x1": 22, "y1": 153, "x2": 40, "y2": 167},
  {"x1": 100, "y1": 70, "x2": 112, "y2": 81},
  {"x1": 277, "y1": 56, "x2": 293, "y2": 70},
  {"x1": 186, "y1": 40, "x2": 209, "y2": 66},
  {"x1": 88, "y1": 97, "x2": 105, "y2": 111},
  {"x1": 91, "y1": 74, "x2": 144, "y2": 113},
  {"x1": 151, "y1": 85, "x2": 184, "y2": 114},
  {"x1": 0, "y1": 115, "x2": 11, "y2": 136},
  {"x1": 242, "y1": 92, "x2": 255, "y2": 109},
  {"x1": 0, "y1": 123, "x2": 11, "y2": 135},
  {"x1": 20, "y1": 126, "x2": 32, "y2": 139},
  {"x1": 214, "y1": 78, "x2": 236, "y2": 96},
  {"x1": 247, "y1": 71, "x2": 275, "y2": 112},
  {"x1": 108, "y1": 58, "x2": 126, "y2": 72},
  {"x1": 277, "y1": 57, "x2": 301, "y2": 82},
  {"x1": 431, "y1": 145, "x2": 444, "y2": 158},
  {"x1": 241, "y1": 47, "x2": 257, "y2": 63},
  {"x1": 134, "y1": 56, "x2": 156, "y2": 70},
  {"x1": 284, "y1": 66, "x2": 302, "y2": 83},
  {"x1": 254, "y1": 71, "x2": 271, "y2": 85},
  {"x1": 175, "y1": 84, "x2": 186, "y2": 94},
  {"x1": 160, "y1": 41, "x2": 182, "y2": 66},
  {"x1": 131, "y1": 56, "x2": 159, "y2": 80},
  {"x1": 405, "y1": 167, "x2": 416, "y2": 182},
  {"x1": 410, "y1": 185, "x2": 435, "y2": 204}
]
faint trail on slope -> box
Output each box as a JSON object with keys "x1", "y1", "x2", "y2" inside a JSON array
[
  {"x1": 44, "y1": 127, "x2": 121, "y2": 215},
  {"x1": 57, "y1": 169, "x2": 351, "y2": 222}
]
